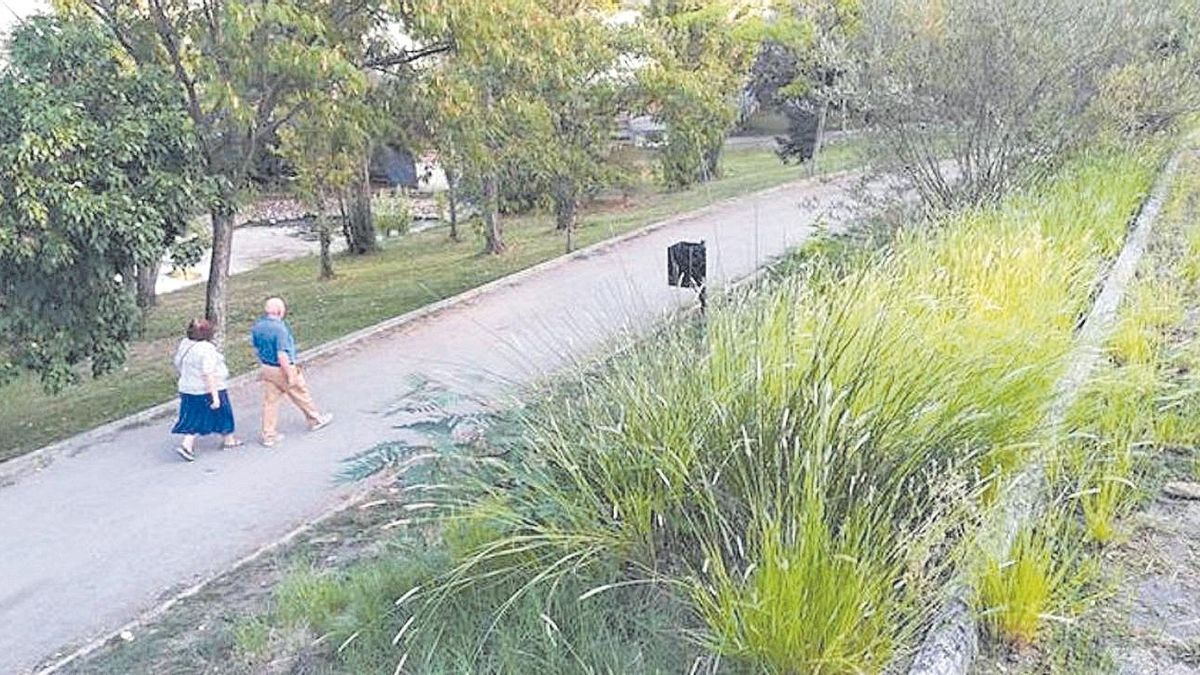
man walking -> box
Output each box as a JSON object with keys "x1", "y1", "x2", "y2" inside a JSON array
[{"x1": 251, "y1": 297, "x2": 333, "y2": 447}]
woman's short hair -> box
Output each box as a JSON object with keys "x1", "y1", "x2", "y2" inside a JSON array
[{"x1": 187, "y1": 318, "x2": 214, "y2": 341}]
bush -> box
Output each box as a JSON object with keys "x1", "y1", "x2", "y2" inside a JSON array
[
  {"x1": 856, "y1": 0, "x2": 1192, "y2": 208},
  {"x1": 374, "y1": 191, "x2": 412, "y2": 238}
]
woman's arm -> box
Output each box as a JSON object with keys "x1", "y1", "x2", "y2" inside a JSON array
[
  {"x1": 202, "y1": 346, "x2": 221, "y2": 409},
  {"x1": 205, "y1": 372, "x2": 220, "y2": 409}
]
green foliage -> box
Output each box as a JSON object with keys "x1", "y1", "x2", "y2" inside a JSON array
[
  {"x1": 1089, "y1": 1, "x2": 1200, "y2": 137},
  {"x1": 977, "y1": 525, "x2": 1055, "y2": 648},
  {"x1": 857, "y1": 0, "x2": 1189, "y2": 208},
  {"x1": 523, "y1": 1, "x2": 629, "y2": 243},
  {"x1": 640, "y1": 1, "x2": 760, "y2": 187},
  {"x1": 1107, "y1": 280, "x2": 1184, "y2": 367},
  {"x1": 169, "y1": 224, "x2": 210, "y2": 275},
  {"x1": 0, "y1": 16, "x2": 200, "y2": 390},
  {"x1": 759, "y1": 0, "x2": 864, "y2": 164},
  {"x1": 277, "y1": 61, "x2": 370, "y2": 279},
  {"x1": 374, "y1": 192, "x2": 413, "y2": 238},
  {"x1": 68, "y1": 0, "x2": 377, "y2": 202},
  {"x1": 415, "y1": 0, "x2": 631, "y2": 252},
  {"x1": 231, "y1": 616, "x2": 271, "y2": 659},
  {"x1": 276, "y1": 564, "x2": 348, "y2": 630},
  {"x1": 695, "y1": 508, "x2": 899, "y2": 673},
  {"x1": 67, "y1": 0, "x2": 398, "y2": 334},
  {"x1": 1056, "y1": 140, "x2": 1200, "y2": 548},
  {"x1": 239, "y1": 548, "x2": 694, "y2": 674},
  {"x1": 412, "y1": 0, "x2": 558, "y2": 252}
]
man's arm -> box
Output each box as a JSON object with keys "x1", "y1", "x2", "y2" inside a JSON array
[{"x1": 277, "y1": 351, "x2": 294, "y2": 387}]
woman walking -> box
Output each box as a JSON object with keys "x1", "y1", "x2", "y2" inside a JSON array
[{"x1": 171, "y1": 318, "x2": 241, "y2": 461}]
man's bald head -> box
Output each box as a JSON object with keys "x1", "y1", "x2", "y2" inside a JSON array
[{"x1": 265, "y1": 297, "x2": 287, "y2": 318}]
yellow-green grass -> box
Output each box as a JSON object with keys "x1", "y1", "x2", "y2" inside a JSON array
[
  {"x1": 1058, "y1": 143, "x2": 1200, "y2": 547},
  {"x1": 974, "y1": 510, "x2": 1098, "y2": 649},
  {"x1": 977, "y1": 522, "x2": 1057, "y2": 648},
  {"x1": 993, "y1": 141, "x2": 1200, "y2": 669},
  {"x1": 0, "y1": 143, "x2": 864, "y2": 462},
  {"x1": 388, "y1": 145, "x2": 1161, "y2": 673},
  {"x1": 231, "y1": 553, "x2": 696, "y2": 674}
]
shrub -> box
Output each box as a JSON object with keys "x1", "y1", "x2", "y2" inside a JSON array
[
  {"x1": 857, "y1": 0, "x2": 1188, "y2": 208},
  {"x1": 374, "y1": 191, "x2": 412, "y2": 238}
]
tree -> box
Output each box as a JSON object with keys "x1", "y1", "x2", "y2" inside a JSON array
[
  {"x1": 639, "y1": 0, "x2": 759, "y2": 188},
  {"x1": 277, "y1": 0, "x2": 442, "y2": 262},
  {"x1": 525, "y1": 0, "x2": 627, "y2": 252},
  {"x1": 277, "y1": 82, "x2": 371, "y2": 280},
  {"x1": 755, "y1": 0, "x2": 862, "y2": 165},
  {"x1": 413, "y1": 0, "x2": 568, "y2": 255},
  {"x1": 0, "y1": 16, "x2": 199, "y2": 391},
  {"x1": 327, "y1": 6, "x2": 430, "y2": 258},
  {"x1": 70, "y1": 0, "x2": 381, "y2": 343},
  {"x1": 356, "y1": 55, "x2": 443, "y2": 248},
  {"x1": 856, "y1": 0, "x2": 1189, "y2": 208}
]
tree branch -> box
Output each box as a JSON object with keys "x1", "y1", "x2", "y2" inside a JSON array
[
  {"x1": 363, "y1": 43, "x2": 453, "y2": 71},
  {"x1": 147, "y1": 0, "x2": 211, "y2": 160},
  {"x1": 81, "y1": 1, "x2": 140, "y2": 61}
]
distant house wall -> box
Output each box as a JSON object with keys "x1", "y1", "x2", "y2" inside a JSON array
[
  {"x1": 369, "y1": 145, "x2": 449, "y2": 193},
  {"x1": 369, "y1": 145, "x2": 418, "y2": 188}
]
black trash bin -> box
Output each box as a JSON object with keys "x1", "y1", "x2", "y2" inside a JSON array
[
  {"x1": 667, "y1": 240, "x2": 706, "y2": 289},
  {"x1": 668, "y1": 240, "x2": 707, "y2": 313}
]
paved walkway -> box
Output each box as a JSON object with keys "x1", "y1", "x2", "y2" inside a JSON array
[{"x1": 0, "y1": 170, "x2": 871, "y2": 674}]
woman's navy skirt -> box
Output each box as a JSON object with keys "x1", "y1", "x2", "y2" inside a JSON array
[{"x1": 172, "y1": 390, "x2": 235, "y2": 436}]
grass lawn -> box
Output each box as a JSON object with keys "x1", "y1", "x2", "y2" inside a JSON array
[{"x1": 0, "y1": 142, "x2": 864, "y2": 462}]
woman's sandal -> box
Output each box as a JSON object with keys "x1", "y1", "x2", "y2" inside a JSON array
[
  {"x1": 222, "y1": 439, "x2": 245, "y2": 449},
  {"x1": 176, "y1": 445, "x2": 196, "y2": 462}
]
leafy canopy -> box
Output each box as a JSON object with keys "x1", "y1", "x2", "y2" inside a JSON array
[
  {"x1": 0, "y1": 16, "x2": 201, "y2": 391},
  {"x1": 639, "y1": 0, "x2": 761, "y2": 187}
]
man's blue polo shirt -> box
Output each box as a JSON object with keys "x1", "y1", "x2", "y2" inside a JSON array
[{"x1": 250, "y1": 316, "x2": 297, "y2": 367}]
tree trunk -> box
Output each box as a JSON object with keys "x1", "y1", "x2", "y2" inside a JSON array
[
  {"x1": 338, "y1": 193, "x2": 352, "y2": 250},
  {"x1": 317, "y1": 189, "x2": 335, "y2": 280},
  {"x1": 445, "y1": 167, "x2": 460, "y2": 242},
  {"x1": 205, "y1": 206, "x2": 236, "y2": 348},
  {"x1": 481, "y1": 172, "x2": 504, "y2": 254},
  {"x1": 136, "y1": 257, "x2": 160, "y2": 308},
  {"x1": 121, "y1": 264, "x2": 137, "y2": 296},
  {"x1": 811, "y1": 99, "x2": 829, "y2": 173},
  {"x1": 345, "y1": 155, "x2": 378, "y2": 255},
  {"x1": 553, "y1": 176, "x2": 578, "y2": 253},
  {"x1": 703, "y1": 143, "x2": 722, "y2": 182}
]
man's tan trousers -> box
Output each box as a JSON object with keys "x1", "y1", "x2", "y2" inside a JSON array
[{"x1": 259, "y1": 365, "x2": 320, "y2": 441}]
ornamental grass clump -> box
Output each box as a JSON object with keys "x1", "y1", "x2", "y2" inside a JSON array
[
  {"x1": 974, "y1": 511, "x2": 1095, "y2": 649},
  {"x1": 387, "y1": 148, "x2": 1159, "y2": 672},
  {"x1": 1061, "y1": 365, "x2": 1158, "y2": 544}
]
